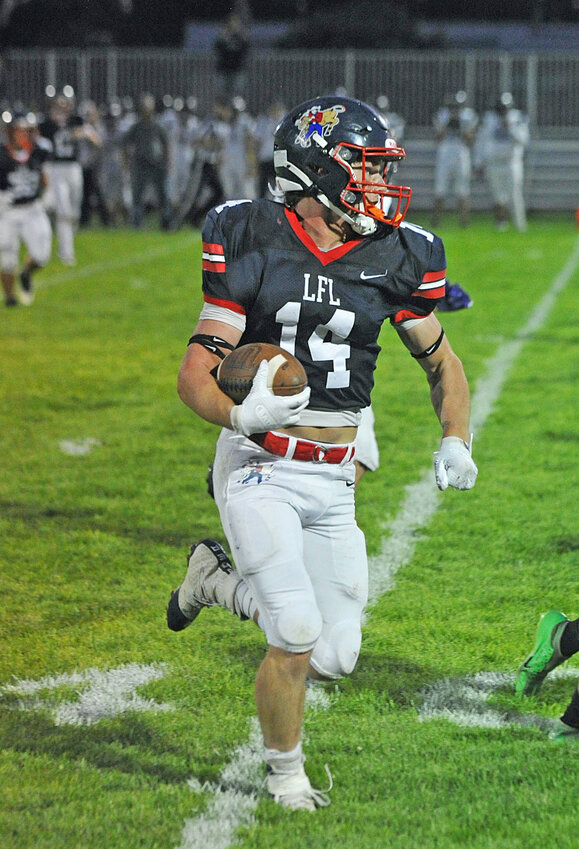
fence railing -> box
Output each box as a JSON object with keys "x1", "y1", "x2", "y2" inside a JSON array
[{"x1": 1, "y1": 48, "x2": 578, "y2": 135}]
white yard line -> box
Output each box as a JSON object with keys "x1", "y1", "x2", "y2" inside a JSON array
[
  {"x1": 0, "y1": 664, "x2": 173, "y2": 726},
  {"x1": 177, "y1": 235, "x2": 579, "y2": 847},
  {"x1": 418, "y1": 667, "x2": 579, "y2": 730}
]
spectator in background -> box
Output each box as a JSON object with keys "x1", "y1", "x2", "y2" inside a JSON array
[
  {"x1": 121, "y1": 93, "x2": 171, "y2": 230},
  {"x1": 78, "y1": 100, "x2": 110, "y2": 228},
  {"x1": 214, "y1": 13, "x2": 251, "y2": 98},
  {"x1": 253, "y1": 100, "x2": 286, "y2": 199},
  {"x1": 113, "y1": 97, "x2": 138, "y2": 219},
  {"x1": 219, "y1": 96, "x2": 255, "y2": 201},
  {"x1": 100, "y1": 100, "x2": 129, "y2": 225},
  {"x1": 158, "y1": 94, "x2": 184, "y2": 210},
  {"x1": 475, "y1": 92, "x2": 529, "y2": 232},
  {"x1": 169, "y1": 98, "x2": 228, "y2": 231},
  {"x1": 375, "y1": 94, "x2": 405, "y2": 144},
  {"x1": 173, "y1": 97, "x2": 200, "y2": 198},
  {"x1": 432, "y1": 91, "x2": 478, "y2": 228}
]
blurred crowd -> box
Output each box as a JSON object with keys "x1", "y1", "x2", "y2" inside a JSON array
[
  {"x1": 0, "y1": 86, "x2": 529, "y2": 308},
  {"x1": 0, "y1": 89, "x2": 286, "y2": 227}
]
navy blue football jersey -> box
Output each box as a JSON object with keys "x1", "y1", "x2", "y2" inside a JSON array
[
  {"x1": 201, "y1": 199, "x2": 447, "y2": 412},
  {"x1": 0, "y1": 140, "x2": 51, "y2": 204},
  {"x1": 39, "y1": 116, "x2": 83, "y2": 162}
]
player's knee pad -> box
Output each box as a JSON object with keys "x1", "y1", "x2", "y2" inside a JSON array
[
  {"x1": 275, "y1": 601, "x2": 323, "y2": 653},
  {"x1": 29, "y1": 241, "x2": 51, "y2": 268},
  {"x1": 310, "y1": 620, "x2": 362, "y2": 679}
]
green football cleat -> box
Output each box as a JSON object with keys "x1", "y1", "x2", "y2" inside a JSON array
[{"x1": 515, "y1": 610, "x2": 570, "y2": 697}]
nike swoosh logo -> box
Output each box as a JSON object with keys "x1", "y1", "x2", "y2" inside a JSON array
[
  {"x1": 423, "y1": 340, "x2": 440, "y2": 356},
  {"x1": 360, "y1": 270, "x2": 387, "y2": 280},
  {"x1": 346, "y1": 480, "x2": 356, "y2": 487}
]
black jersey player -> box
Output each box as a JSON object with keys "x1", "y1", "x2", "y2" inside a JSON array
[
  {"x1": 167, "y1": 95, "x2": 478, "y2": 810},
  {"x1": 0, "y1": 112, "x2": 52, "y2": 306},
  {"x1": 39, "y1": 94, "x2": 100, "y2": 265}
]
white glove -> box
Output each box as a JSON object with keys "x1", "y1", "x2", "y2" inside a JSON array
[
  {"x1": 433, "y1": 435, "x2": 478, "y2": 491},
  {"x1": 229, "y1": 360, "x2": 311, "y2": 437}
]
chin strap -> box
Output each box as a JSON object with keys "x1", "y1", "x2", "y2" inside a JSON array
[{"x1": 316, "y1": 192, "x2": 378, "y2": 236}]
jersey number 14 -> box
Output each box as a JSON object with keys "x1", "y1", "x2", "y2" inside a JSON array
[{"x1": 276, "y1": 302, "x2": 355, "y2": 390}]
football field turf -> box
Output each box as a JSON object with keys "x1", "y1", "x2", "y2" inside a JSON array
[{"x1": 1, "y1": 214, "x2": 578, "y2": 849}]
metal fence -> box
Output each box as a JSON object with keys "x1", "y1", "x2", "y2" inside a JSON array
[{"x1": 2, "y1": 48, "x2": 579, "y2": 135}]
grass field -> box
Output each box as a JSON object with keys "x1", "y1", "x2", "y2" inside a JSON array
[{"x1": 1, "y1": 213, "x2": 578, "y2": 849}]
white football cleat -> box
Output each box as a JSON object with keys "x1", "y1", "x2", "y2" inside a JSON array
[
  {"x1": 166, "y1": 539, "x2": 242, "y2": 631},
  {"x1": 266, "y1": 763, "x2": 331, "y2": 811}
]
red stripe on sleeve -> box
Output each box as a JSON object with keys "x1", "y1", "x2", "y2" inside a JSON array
[
  {"x1": 203, "y1": 294, "x2": 246, "y2": 315},
  {"x1": 394, "y1": 308, "x2": 429, "y2": 324},
  {"x1": 422, "y1": 269, "x2": 447, "y2": 283},
  {"x1": 202, "y1": 242, "x2": 225, "y2": 256}
]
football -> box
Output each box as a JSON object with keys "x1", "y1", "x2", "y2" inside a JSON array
[{"x1": 216, "y1": 342, "x2": 308, "y2": 404}]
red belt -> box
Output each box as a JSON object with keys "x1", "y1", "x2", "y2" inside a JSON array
[{"x1": 250, "y1": 431, "x2": 356, "y2": 464}]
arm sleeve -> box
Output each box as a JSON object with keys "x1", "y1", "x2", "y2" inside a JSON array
[
  {"x1": 391, "y1": 233, "x2": 447, "y2": 327},
  {"x1": 201, "y1": 206, "x2": 248, "y2": 320}
]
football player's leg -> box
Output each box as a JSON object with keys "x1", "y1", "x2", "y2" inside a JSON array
[
  {"x1": 457, "y1": 149, "x2": 472, "y2": 227},
  {"x1": 305, "y1": 490, "x2": 368, "y2": 680},
  {"x1": 432, "y1": 148, "x2": 449, "y2": 226},
  {"x1": 167, "y1": 447, "x2": 261, "y2": 630},
  {"x1": 130, "y1": 165, "x2": 146, "y2": 227},
  {"x1": 510, "y1": 159, "x2": 527, "y2": 232},
  {"x1": 556, "y1": 681, "x2": 579, "y2": 741},
  {"x1": 225, "y1": 492, "x2": 323, "y2": 659},
  {"x1": 0, "y1": 210, "x2": 20, "y2": 305},
  {"x1": 52, "y1": 169, "x2": 76, "y2": 264},
  {"x1": 70, "y1": 163, "x2": 84, "y2": 230},
  {"x1": 153, "y1": 167, "x2": 171, "y2": 228},
  {"x1": 487, "y1": 165, "x2": 510, "y2": 229},
  {"x1": 166, "y1": 538, "x2": 247, "y2": 631},
  {"x1": 225, "y1": 487, "x2": 330, "y2": 807},
  {"x1": 19, "y1": 203, "x2": 52, "y2": 303}
]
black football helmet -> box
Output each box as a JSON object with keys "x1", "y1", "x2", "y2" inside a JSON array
[{"x1": 273, "y1": 95, "x2": 411, "y2": 235}]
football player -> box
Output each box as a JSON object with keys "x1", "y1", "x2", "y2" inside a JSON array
[
  {"x1": 39, "y1": 92, "x2": 101, "y2": 265},
  {"x1": 474, "y1": 92, "x2": 530, "y2": 232},
  {"x1": 167, "y1": 95, "x2": 478, "y2": 810},
  {"x1": 0, "y1": 111, "x2": 52, "y2": 307},
  {"x1": 432, "y1": 91, "x2": 478, "y2": 229}
]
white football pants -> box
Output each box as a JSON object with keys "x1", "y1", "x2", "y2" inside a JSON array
[
  {"x1": 46, "y1": 161, "x2": 83, "y2": 261},
  {"x1": 0, "y1": 200, "x2": 52, "y2": 271},
  {"x1": 212, "y1": 428, "x2": 368, "y2": 679}
]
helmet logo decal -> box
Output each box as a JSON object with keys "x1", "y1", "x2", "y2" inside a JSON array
[{"x1": 294, "y1": 104, "x2": 346, "y2": 148}]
